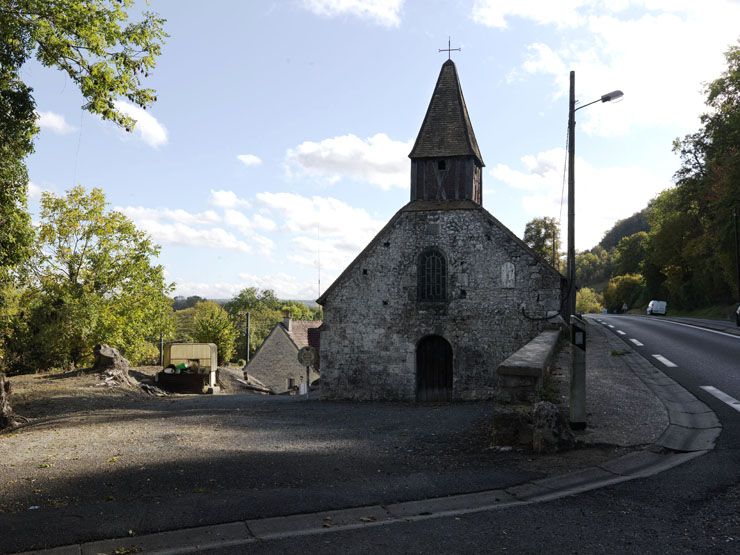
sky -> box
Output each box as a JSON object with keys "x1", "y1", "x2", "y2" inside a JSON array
[{"x1": 24, "y1": 0, "x2": 740, "y2": 300}]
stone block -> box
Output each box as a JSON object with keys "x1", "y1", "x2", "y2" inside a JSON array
[{"x1": 492, "y1": 404, "x2": 532, "y2": 446}]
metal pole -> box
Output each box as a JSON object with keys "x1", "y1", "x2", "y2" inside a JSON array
[
  {"x1": 734, "y1": 207, "x2": 740, "y2": 303},
  {"x1": 245, "y1": 312, "x2": 251, "y2": 363},
  {"x1": 567, "y1": 70, "x2": 576, "y2": 321}
]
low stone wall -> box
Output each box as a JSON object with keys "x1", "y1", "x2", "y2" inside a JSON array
[
  {"x1": 495, "y1": 329, "x2": 561, "y2": 403},
  {"x1": 492, "y1": 328, "x2": 568, "y2": 450}
]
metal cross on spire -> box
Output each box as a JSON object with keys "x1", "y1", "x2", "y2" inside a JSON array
[{"x1": 438, "y1": 36, "x2": 461, "y2": 60}]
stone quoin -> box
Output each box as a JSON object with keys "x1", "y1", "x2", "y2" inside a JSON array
[{"x1": 317, "y1": 59, "x2": 564, "y2": 401}]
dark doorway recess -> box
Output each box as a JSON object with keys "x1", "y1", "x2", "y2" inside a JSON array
[{"x1": 416, "y1": 335, "x2": 453, "y2": 402}]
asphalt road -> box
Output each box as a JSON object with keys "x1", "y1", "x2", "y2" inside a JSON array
[
  {"x1": 595, "y1": 314, "x2": 740, "y2": 449},
  {"x1": 215, "y1": 315, "x2": 740, "y2": 554}
]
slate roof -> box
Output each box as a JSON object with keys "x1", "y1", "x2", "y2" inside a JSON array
[
  {"x1": 282, "y1": 320, "x2": 322, "y2": 351},
  {"x1": 408, "y1": 59, "x2": 484, "y2": 166}
]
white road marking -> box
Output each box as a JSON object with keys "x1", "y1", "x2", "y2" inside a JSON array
[
  {"x1": 648, "y1": 318, "x2": 740, "y2": 340},
  {"x1": 617, "y1": 330, "x2": 626, "y2": 335},
  {"x1": 700, "y1": 386, "x2": 740, "y2": 413},
  {"x1": 630, "y1": 339, "x2": 644, "y2": 346},
  {"x1": 652, "y1": 354, "x2": 678, "y2": 368},
  {"x1": 608, "y1": 325, "x2": 615, "y2": 328}
]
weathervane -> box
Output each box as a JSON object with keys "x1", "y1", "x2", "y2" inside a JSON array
[{"x1": 438, "y1": 36, "x2": 461, "y2": 60}]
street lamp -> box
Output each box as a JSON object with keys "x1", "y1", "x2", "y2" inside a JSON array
[{"x1": 566, "y1": 71, "x2": 623, "y2": 320}]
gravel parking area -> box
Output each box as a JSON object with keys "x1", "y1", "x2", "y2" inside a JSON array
[{"x1": 0, "y1": 351, "x2": 646, "y2": 552}]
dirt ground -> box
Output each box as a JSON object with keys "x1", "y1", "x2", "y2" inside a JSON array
[{"x1": 0, "y1": 361, "x2": 632, "y2": 516}]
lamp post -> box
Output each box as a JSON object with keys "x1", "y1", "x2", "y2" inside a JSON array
[
  {"x1": 567, "y1": 72, "x2": 622, "y2": 431},
  {"x1": 566, "y1": 71, "x2": 623, "y2": 320}
]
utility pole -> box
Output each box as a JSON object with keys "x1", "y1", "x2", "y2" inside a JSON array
[
  {"x1": 734, "y1": 207, "x2": 740, "y2": 303},
  {"x1": 567, "y1": 71, "x2": 576, "y2": 320},
  {"x1": 245, "y1": 312, "x2": 251, "y2": 363}
]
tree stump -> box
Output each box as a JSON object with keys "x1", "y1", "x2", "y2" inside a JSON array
[
  {"x1": 1, "y1": 373, "x2": 27, "y2": 430},
  {"x1": 92, "y1": 344, "x2": 139, "y2": 388}
]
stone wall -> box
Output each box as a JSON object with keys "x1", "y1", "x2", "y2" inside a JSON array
[{"x1": 319, "y1": 204, "x2": 563, "y2": 401}]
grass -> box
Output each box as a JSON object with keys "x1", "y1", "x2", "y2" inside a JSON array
[{"x1": 660, "y1": 303, "x2": 737, "y2": 321}]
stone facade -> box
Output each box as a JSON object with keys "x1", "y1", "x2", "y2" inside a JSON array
[
  {"x1": 316, "y1": 58, "x2": 563, "y2": 402},
  {"x1": 318, "y1": 202, "x2": 563, "y2": 401}
]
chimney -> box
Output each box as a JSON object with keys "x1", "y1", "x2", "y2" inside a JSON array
[{"x1": 282, "y1": 311, "x2": 292, "y2": 332}]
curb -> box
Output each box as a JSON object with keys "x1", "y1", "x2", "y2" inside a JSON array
[
  {"x1": 16, "y1": 450, "x2": 707, "y2": 555},
  {"x1": 16, "y1": 319, "x2": 722, "y2": 555},
  {"x1": 588, "y1": 316, "x2": 723, "y2": 453}
]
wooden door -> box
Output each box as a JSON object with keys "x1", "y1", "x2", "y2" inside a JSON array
[{"x1": 416, "y1": 335, "x2": 453, "y2": 402}]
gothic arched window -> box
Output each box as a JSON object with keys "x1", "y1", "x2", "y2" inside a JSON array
[{"x1": 418, "y1": 248, "x2": 447, "y2": 302}]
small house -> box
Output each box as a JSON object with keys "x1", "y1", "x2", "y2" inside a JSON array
[{"x1": 245, "y1": 317, "x2": 321, "y2": 394}]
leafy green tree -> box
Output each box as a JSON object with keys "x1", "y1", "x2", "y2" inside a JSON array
[
  {"x1": 575, "y1": 246, "x2": 613, "y2": 287},
  {"x1": 191, "y1": 301, "x2": 237, "y2": 364},
  {"x1": 603, "y1": 274, "x2": 645, "y2": 313},
  {"x1": 226, "y1": 288, "x2": 322, "y2": 360},
  {"x1": 523, "y1": 217, "x2": 561, "y2": 268},
  {"x1": 0, "y1": 0, "x2": 166, "y2": 271},
  {"x1": 614, "y1": 232, "x2": 648, "y2": 276},
  {"x1": 7, "y1": 186, "x2": 173, "y2": 370},
  {"x1": 598, "y1": 209, "x2": 650, "y2": 250},
  {"x1": 576, "y1": 287, "x2": 604, "y2": 314}
]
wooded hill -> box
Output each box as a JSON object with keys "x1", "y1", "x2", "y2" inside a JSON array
[{"x1": 576, "y1": 43, "x2": 740, "y2": 315}]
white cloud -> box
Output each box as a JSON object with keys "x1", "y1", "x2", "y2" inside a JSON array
[
  {"x1": 472, "y1": 0, "x2": 589, "y2": 29},
  {"x1": 223, "y1": 209, "x2": 276, "y2": 236},
  {"x1": 113, "y1": 100, "x2": 168, "y2": 147},
  {"x1": 302, "y1": 0, "x2": 403, "y2": 27},
  {"x1": 491, "y1": 147, "x2": 670, "y2": 249},
  {"x1": 475, "y1": 0, "x2": 740, "y2": 137},
  {"x1": 256, "y1": 192, "x2": 385, "y2": 273},
  {"x1": 118, "y1": 205, "x2": 251, "y2": 252},
  {"x1": 237, "y1": 154, "x2": 262, "y2": 167},
  {"x1": 36, "y1": 111, "x2": 75, "y2": 135},
  {"x1": 28, "y1": 181, "x2": 43, "y2": 199},
  {"x1": 286, "y1": 133, "x2": 411, "y2": 190},
  {"x1": 238, "y1": 272, "x2": 319, "y2": 300},
  {"x1": 172, "y1": 281, "x2": 245, "y2": 299},
  {"x1": 209, "y1": 189, "x2": 252, "y2": 209},
  {"x1": 118, "y1": 206, "x2": 220, "y2": 225}
]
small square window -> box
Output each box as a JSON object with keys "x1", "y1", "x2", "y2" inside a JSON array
[{"x1": 437, "y1": 160, "x2": 447, "y2": 171}]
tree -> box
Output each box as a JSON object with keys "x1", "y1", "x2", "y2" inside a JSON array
[
  {"x1": 6, "y1": 186, "x2": 173, "y2": 370},
  {"x1": 614, "y1": 232, "x2": 648, "y2": 276},
  {"x1": 0, "y1": 0, "x2": 166, "y2": 270},
  {"x1": 603, "y1": 274, "x2": 645, "y2": 313},
  {"x1": 523, "y1": 217, "x2": 561, "y2": 268},
  {"x1": 191, "y1": 301, "x2": 237, "y2": 364},
  {"x1": 598, "y1": 209, "x2": 650, "y2": 250},
  {"x1": 576, "y1": 287, "x2": 604, "y2": 314},
  {"x1": 225, "y1": 288, "x2": 322, "y2": 360}
]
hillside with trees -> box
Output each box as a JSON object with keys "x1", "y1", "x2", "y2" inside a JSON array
[{"x1": 575, "y1": 43, "x2": 740, "y2": 315}]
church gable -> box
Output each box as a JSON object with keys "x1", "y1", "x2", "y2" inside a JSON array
[{"x1": 317, "y1": 57, "x2": 562, "y2": 402}]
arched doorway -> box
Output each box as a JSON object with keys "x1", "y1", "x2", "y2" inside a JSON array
[{"x1": 416, "y1": 335, "x2": 453, "y2": 402}]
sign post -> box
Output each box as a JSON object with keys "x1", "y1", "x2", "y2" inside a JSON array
[
  {"x1": 570, "y1": 315, "x2": 587, "y2": 430},
  {"x1": 297, "y1": 346, "x2": 317, "y2": 399}
]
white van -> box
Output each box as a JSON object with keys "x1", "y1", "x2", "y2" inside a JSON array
[{"x1": 646, "y1": 300, "x2": 667, "y2": 315}]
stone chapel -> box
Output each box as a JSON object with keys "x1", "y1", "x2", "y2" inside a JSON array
[{"x1": 316, "y1": 59, "x2": 564, "y2": 401}]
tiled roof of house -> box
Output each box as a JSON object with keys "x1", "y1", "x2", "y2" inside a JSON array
[
  {"x1": 281, "y1": 320, "x2": 322, "y2": 349},
  {"x1": 408, "y1": 59, "x2": 484, "y2": 166}
]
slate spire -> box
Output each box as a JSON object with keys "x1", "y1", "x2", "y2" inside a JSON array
[{"x1": 409, "y1": 59, "x2": 484, "y2": 166}]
